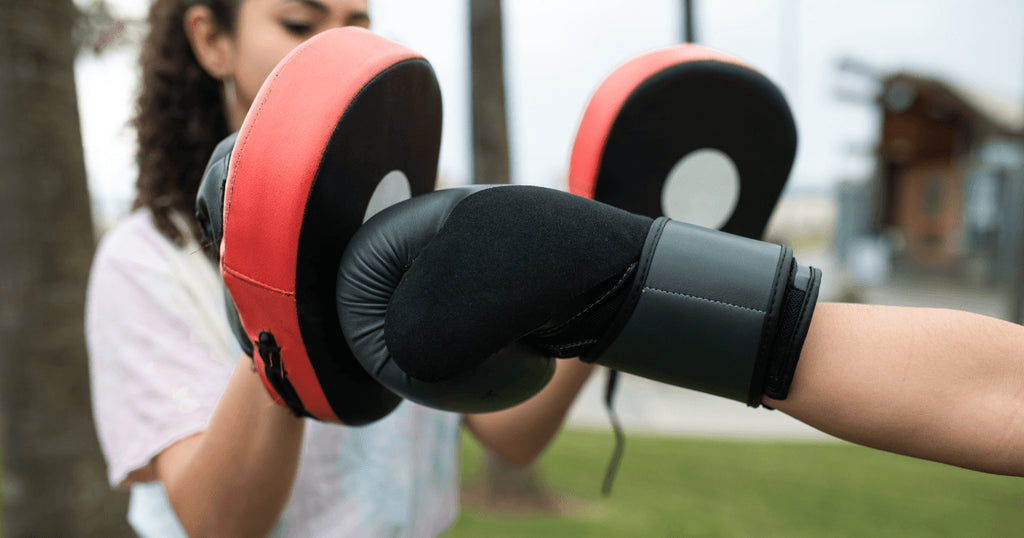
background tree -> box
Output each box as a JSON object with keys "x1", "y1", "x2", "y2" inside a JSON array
[
  {"x1": 471, "y1": 0, "x2": 512, "y2": 186},
  {"x1": 468, "y1": 0, "x2": 559, "y2": 513},
  {"x1": 0, "y1": 0, "x2": 132, "y2": 534}
]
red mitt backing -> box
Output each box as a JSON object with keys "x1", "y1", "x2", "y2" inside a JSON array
[{"x1": 220, "y1": 28, "x2": 441, "y2": 424}]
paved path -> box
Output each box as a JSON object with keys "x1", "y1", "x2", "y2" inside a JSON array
[{"x1": 566, "y1": 371, "x2": 834, "y2": 441}]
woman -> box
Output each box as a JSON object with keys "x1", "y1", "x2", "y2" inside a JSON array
[{"x1": 85, "y1": 1, "x2": 594, "y2": 536}]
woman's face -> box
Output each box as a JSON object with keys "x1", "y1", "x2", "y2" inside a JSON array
[{"x1": 225, "y1": 0, "x2": 370, "y2": 129}]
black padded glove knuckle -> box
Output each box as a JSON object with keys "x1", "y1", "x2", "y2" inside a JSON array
[
  {"x1": 339, "y1": 186, "x2": 559, "y2": 412},
  {"x1": 195, "y1": 132, "x2": 237, "y2": 253},
  {"x1": 195, "y1": 132, "x2": 253, "y2": 358}
]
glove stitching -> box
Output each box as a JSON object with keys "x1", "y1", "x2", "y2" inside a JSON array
[
  {"x1": 539, "y1": 339, "x2": 599, "y2": 351},
  {"x1": 532, "y1": 262, "x2": 637, "y2": 338},
  {"x1": 643, "y1": 287, "x2": 766, "y2": 314},
  {"x1": 222, "y1": 263, "x2": 295, "y2": 297},
  {"x1": 581, "y1": 218, "x2": 667, "y2": 363}
]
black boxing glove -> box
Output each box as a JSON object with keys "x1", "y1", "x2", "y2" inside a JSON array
[
  {"x1": 195, "y1": 132, "x2": 253, "y2": 358},
  {"x1": 337, "y1": 185, "x2": 820, "y2": 412}
]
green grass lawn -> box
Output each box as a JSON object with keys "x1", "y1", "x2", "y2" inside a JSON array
[{"x1": 448, "y1": 429, "x2": 1024, "y2": 537}]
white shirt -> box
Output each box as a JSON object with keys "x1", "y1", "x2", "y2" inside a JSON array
[{"x1": 86, "y1": 209, "x2": 460, "y2": 537}]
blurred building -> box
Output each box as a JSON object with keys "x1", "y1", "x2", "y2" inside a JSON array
[{"x1": 843, "y1": 72, "x2": 1024, "y2": 283}]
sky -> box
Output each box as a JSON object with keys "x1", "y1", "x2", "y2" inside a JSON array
[{"x1": 75, "y1": 0, "x2": 1024, "y2": 221}]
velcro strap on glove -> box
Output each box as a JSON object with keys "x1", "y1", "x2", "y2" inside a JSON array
[{"x1": 586, "y1": 218, "x2": 820, "y2": 406}]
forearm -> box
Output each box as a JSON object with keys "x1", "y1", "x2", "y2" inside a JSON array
[
  {"x1": 155, "y1": 357, "x2": 305, "y2": 536},
  {"x1": 766, "y1": 302, "x2": 1024, "y2": 476},
  {"x1": 465, "y1": 359, "x2": 595, "y2": 466}
]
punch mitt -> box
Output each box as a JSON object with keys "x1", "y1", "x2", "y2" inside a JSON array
[
  {"x1": 202, "y1": 28, "x2": 441, "y2": 424},
  {"x1": 337, "y1": 185, "x2": 820, "y2": 413},
  {"x1": 569, "y1": 44, "x2": 795, "y2": 239}
]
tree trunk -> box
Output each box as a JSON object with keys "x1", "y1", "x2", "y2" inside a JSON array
[
  {"x1": 470, "y1": 0, "x2": 511, "y2": 185},
  {"x1": 468, "y1": 0, "x2": 559, "y2": 513},
  {"x1": 0, "y1": 1, "x2": 132, "y2": 535}
]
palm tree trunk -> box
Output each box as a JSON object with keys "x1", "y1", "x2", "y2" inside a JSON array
[
  {"x1": 469, "y1": 0, "x2": 558, "y2": 512},
  {"x1": 0, "y1": 1, "x2": 132, "y2": 534},
  {"x1": 470, "y1": 0, "x2": 512, "y2": 185}
]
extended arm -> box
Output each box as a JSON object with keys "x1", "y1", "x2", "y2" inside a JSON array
[
  {"x1": 336, "y1": 185, "x2": 1024, "y2": 478},
  {"x1": 464, "y1": 359, "x2": 595, "y2": 466},
  {"x1": 767, "y1": 302, "x2": 1024, "y2": 476},
  {"x1": 154, "y1": 358, "x2": 305, "y2": 537}
]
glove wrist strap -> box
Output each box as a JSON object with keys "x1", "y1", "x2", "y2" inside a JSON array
[
  {"x1": 587, "y1": 218, "x2": 820, "y2": 407},
  {"x1": 762, "y1": 264, "x2": 821, "y2": 400}
]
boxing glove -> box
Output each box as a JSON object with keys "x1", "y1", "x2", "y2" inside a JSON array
[
  {"x1": 195, "y1": 132, "x2": 254, "y2": 358},
  {"x1": 337, "y1": 185, "x2": 821, "y2": 412}
]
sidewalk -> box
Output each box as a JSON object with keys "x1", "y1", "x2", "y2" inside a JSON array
[{"x1": 566, "y1": 371, "x2": 834, "y2": 441}]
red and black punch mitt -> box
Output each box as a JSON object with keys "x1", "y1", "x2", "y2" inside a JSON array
[
  {"x1": 568, "y1": 44, "x2": 796, "y2": 241},
  {"x1": 216, "y1": 28, "x2": 441, "y2": 424}
]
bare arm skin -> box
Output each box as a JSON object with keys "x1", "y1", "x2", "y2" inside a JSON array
[
  {"x1": 464, "y1": 359, "x2": 595, "y2": 466},
  {"x1": 151, "y1": 355, "x2": 590, "y2": 534},
  {"x1": 154, "y1": 357, "x2": 306, "y2": 537},
  {"x1": 766, "y1": 302, "x2": 1024, "y2": 476}
]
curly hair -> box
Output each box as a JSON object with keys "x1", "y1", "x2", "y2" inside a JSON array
[{"x1": 132, "y1": 0, "x2": 240, "y2": 247}]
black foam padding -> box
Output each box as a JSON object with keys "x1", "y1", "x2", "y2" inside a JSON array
[
  {"x1": 295, "y1": 59, "x2": 441, "y2": 425},
  {"x1": 195, "y1": 132, "x2": 238, "y2": 253},
  {"x1": 385, "y1": 186, "x2": 652, "y2": 382},
  {"x1": 595, "y1": 61, "x2": 796, "y2": 240},
  {"x1": 195, "y1": 132, "x2": 253, "y2": 358}
]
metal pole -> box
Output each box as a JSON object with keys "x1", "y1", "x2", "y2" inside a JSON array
[
  {"x1": 1010, "y1": 168, "x2": 1024, "y2": 322},
  {"x1": 1011, "y1": 29, "x2": 1024, "y2": 323},
  {"x1": 683, "y1": 0, "x2": 695, "y2": 43}
]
